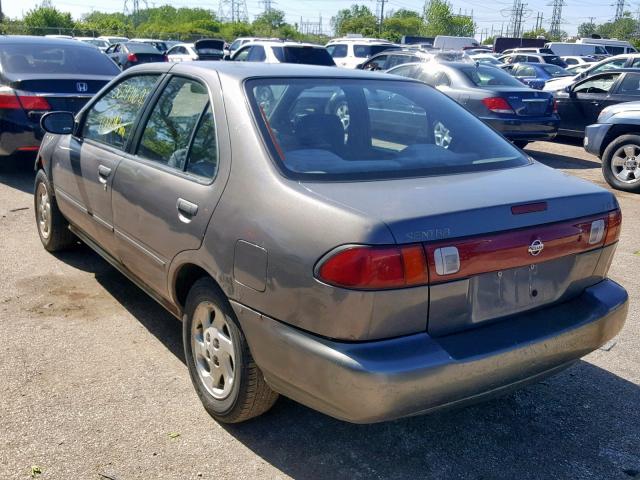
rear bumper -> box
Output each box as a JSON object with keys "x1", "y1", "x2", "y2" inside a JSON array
[
  {"x1": 584, "y1": 123, "x2": 612, "y2": 157},
  {"x1": 483, "y1": 116, "x2": 559, "y2": 141},
  {"x1": 233, "y1": 278, "x2": 628, "y2": 423}
]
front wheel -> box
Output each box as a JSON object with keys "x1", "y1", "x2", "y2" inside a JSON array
[
  {"x1": 34, "y1": 169, "x2": 76, "y2": 252},
  {"x1": 183, "y1": 278, "x2": 278, "y2": 423},
  {"x1": 602, "y1": 134, "x2": 640, "y2": 193}
]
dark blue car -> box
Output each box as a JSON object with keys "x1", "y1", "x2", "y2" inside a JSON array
[
  {"x1": 501, "y1": 62, "x2": 573, "y2": 90},
  {"x1": 388, "y1": 61, "x2": 559, "y2": 148}
]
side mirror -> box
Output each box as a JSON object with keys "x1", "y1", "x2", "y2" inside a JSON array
[
  {"x1": 223, "y1": 54, "x2": 231, "y2": 61},
  {"x1": 41, "y1": 111, "x2": 75, "y2": 135},
  {"x1": 355, "y1": 63, "x2": 364, "y2": 70},
  {"x1": 564, "y1": 85, "x2": 573, "y2": 95}
]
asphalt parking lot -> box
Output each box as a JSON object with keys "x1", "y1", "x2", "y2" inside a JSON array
[{"x1": 1, "y1": 140, "x2": 639, "y2": 480}]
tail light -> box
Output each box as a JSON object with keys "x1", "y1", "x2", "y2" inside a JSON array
[
  {"x1": 316, "y1": 245, "x2": 428, "y2": 290},
  {"x1": 553, "y1": 99, "x2": 558, "y2": 113},
  {"x1": 604, "y1": 209, "x2": 622, "y2": 246},
  {"x1": 481, "y1": 97, "x2": 513, "y2": 114},
  {"x1": 0, "y1": 88, "x2": 50, "y2": 111},
  {"x1": 316, "y1": 210, "x2": 622, "y2": 290},
  {"x1": 127, "y1": 53, "x2": 138, "y2": 63}
]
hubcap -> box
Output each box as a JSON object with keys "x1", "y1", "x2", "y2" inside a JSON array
[
  {"x1": 612, "y1": 144, "x2": 640, "y2": 184},
  {"x1": 191, "y1": 302, "x2": 235, "y2": 400},
  {"x1": 36, "y1": 182, "x2": 52, "y2": 240},
  {"x1": 434, "y1": 121, "x2": 452, "y2": 149},
  {"x1": 335, "y1": 103, "x2": 350, "y2": 131}
]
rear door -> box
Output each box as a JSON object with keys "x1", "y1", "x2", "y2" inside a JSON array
[
  {"x1": 609, "y1": 71, "x2": 640, "y2": 104},
  {"x1": 52, "y1": 74, "x2": 161, "y2": 255},
  {"x1": 110, "y1": 74, "x2": 230, "y2": 297}
]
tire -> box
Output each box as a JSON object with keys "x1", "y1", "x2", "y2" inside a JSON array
[
  {"x1": 512, "y1": 140, "x2": 528, "y2": 149},
  {"x1": 34, "y1": 169, "x2": 76, "y2": 252},
  {"x1": 183, "y1": 278, "x2": 278, "y2": 423},
  {"x1": 601, "y1": 134, "x2": 640, "y2": 193}
]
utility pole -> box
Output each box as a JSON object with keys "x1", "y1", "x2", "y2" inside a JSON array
[
  {"x1": 534, "y1": 11, "x2": 543, "y2": 31},
  {"x1": 0, "y1": 0, "x2": 3, "y2": 24},
  {"x1": 614, "y1": 0, "x2": 625, "y2": 21},
  {"x1": 376, "y1": 0, "x2": 387, "y2": 34},
  {"x1": 507, "y1": 0, "x2": 526, "y2": 37}
]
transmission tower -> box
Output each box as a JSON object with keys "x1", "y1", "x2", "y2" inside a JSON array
[
  {"x1": 259, "y1": 0, "x2": 273, "y2": 14},
  {"x1": 218, "y1": 0, "x2": 249, "y2": 22},
  {"x1": 124, "y1": 0, "x2": 149, "y2": 26},
  {"x1": 505, "y1": 0, "x2": 527, "y2": 37},
  {"x1": 548, "y1": 0, "x2": 565, "y2": 37},
  {"x1": 614, "y1": 0, "x2": 626, "y2": 20}
]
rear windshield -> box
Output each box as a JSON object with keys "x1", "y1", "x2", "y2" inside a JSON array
[
  {"x1": 461, "y1": 65, "x2": 524, "y2": 87},
  {"x1": 539, "y1": 48, "x2": 554, "y2": 54},
  {"x1": 354, "y1": 44, "x2": 394, "y2": 58},
  {"x1": 246, "y1": 78, "x2": 527, "y2": 181},
  {"x1": 272, "y1": 47, "x2": 335, "y2": 66},
  {"x1": 83, "y1": 39, "x2": 109, "y2": 48},
  {"x1": 127, "y1": 43, "x2": 162, "y2": 54},
  {"x1": 541, "y1": 64, "x2": 571, "y2": 77},
  {"x1": 0, "y1": 43, "x2": 120, "y2": 75}
]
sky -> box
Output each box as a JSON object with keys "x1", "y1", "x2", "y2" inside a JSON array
[{"x1": 2, "y1": 0, "x2": 622, "y2": 37}]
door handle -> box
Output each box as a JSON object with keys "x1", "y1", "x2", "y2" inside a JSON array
[
  {"x1": 591, "y1": 101, "x2": 600, "y2": 107},
  {"x1": 97, "y1": 165, "x2": 111, "y2": 185},
  {"x1": 177, "y1": 198, "x2": 198, "y2": 222}
]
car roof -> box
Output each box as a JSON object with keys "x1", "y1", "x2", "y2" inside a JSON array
[
  {"x1": 243, "y1": 40, "x2": 324, "y2": 48},
  {"x1": 0, "y1": 35, "x2": 96, "y2": 48},
  {"x1": 133, "y1": 61, "x2": 416, "y2": 82}
]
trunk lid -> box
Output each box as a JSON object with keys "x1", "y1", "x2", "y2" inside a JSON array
[
  {"x1": 489, "y1": 88, "x2": 555, "y2": 116},
  {"x1": 303, "y1": 161, "x2": 619, "y2": 335},
  {"x1": 194, "y1": 39, "x2": 225, "y2": 60},
  {"x1": 5, "y1": 74, "x2": 111, "y2": 113}
]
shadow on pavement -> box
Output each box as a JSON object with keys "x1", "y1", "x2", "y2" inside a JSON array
[
  {"x1": 527, "y1": 148, "x2": 601, "y2": 170},
  {"x1": 0, "y1": 155, "x2": 36, "y2": 195}
]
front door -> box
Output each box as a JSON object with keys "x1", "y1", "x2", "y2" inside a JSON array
[
  {"x1": 111, "y1": 75, "x2": 229, "y2": 297},
  {"x1": 557, "y1": 72, "x2": 621, "y2": 135},
  {"x1": 51, "y1": 74, "x2": 161, "y2": 255}
]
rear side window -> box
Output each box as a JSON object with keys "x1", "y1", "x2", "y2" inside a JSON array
[
  {"x1": 272, "y1": 47, "x2": 335, "y2": 66},
  {"x1": 606, "y1": 46, "x2": 625, "y2": 55},
  {"x1": 616, "y1": 74, "x2": 640, "y2": 95},
  {"x1": 0, "y1": 43, "x2": 120, "y2": 75},
  {"x1": 137, "y1": 77, "x2": 210, "y2": 171},
  {"x1": 83, "y1": 74, "x2": 160, "y2": 149},
  {"x1": 327, "y1": 44, "x2": 347, "y2": 58},
  {"x1": 186, "y1": 107, "x2": 218, "y2": 180}
]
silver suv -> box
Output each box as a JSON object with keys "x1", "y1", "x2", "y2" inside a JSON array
[{"x1": 35, "y1": 62, "x2": 627, "y2": 424}]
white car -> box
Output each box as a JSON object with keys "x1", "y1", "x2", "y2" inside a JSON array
[
  {"x1": 167, "y1": 40, "x2": 225, "y2": 62},
  {"x1": 231, "y1": 40, "x2": 335, "y2": 65},
  {"x1": 325, "y1": 37, "x2": 396, "y2": 69},
  {"x1": 561, "y1": 55, "x2": 598, "y2": 66},
  {"x1": 76, "y1": 37, "x2": 111, "y2": 52},
  {"x1": 98, "y1": 36, "x2": 129, "y2": 45},
  {"x1": 544, "y1": 53, "x2": 640, "y2": 92}
]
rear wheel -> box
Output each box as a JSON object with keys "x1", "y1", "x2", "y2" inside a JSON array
[
  {"x1": 34, "y1": 169, "x2": 76, "y2": 252},
  {"x1": 602, "y1": 134, "x2": 640, "y2": 193},
  {"x1": 512, "y1": 140, "x2": 528, "y2": 149},
  {"x1": 183, "y1": 278, "x2": 278, "y2": 423}
]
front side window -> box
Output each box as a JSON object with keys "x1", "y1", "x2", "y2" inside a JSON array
[
  {"x1": 247, "y1": 46, "x2": 266, "y2": 62},
  {"x1": 246, "y1": 78, "x2": 527, "y2": 181},
  {"x1": 326, "y1": 44, "x2": 347, "y2": 58},
  {"x1": 137, "y1": 77, "x2": 210, "y2": 170},
  {"x1": 83, "y1": 74, "x2": 160, "y2": 149},
  {"x1": 233, "y1": 47, "x2": 251, "y2": 61},
  {"x1": 574, "y1": 73, "x2": 620, "y2": 94}
]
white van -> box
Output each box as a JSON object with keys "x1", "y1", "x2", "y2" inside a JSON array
[
  {"x1": 433, "y1": 35, "x2": 478, "y2": 50},
  {"x1": 546, "y1": 42, "x2": 608, "y2": 57},
  {"x1": 576, "y1": 38, "x2": 637, "y2": 55}
]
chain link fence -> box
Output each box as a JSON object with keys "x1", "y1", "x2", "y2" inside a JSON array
[{"x1": 0, "y1": 24, "x2": 213, "y2": 41}]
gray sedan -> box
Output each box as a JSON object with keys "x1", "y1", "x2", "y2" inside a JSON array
[{"x1": 35, "y1": 62, "x2": 628, "y2": 424}]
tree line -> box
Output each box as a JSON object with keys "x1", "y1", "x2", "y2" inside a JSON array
[{"x1": 2, "y1": 1, "x2": 473, "y2": 43}]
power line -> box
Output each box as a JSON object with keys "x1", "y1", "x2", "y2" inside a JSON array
[{"x1": 259, "y1": 0, "x2": 273, "y2": 14}]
